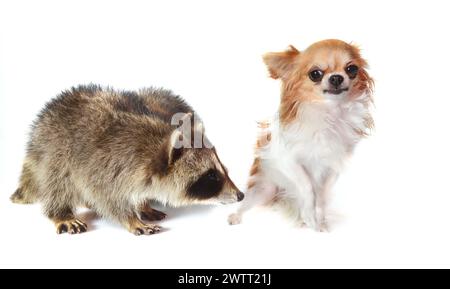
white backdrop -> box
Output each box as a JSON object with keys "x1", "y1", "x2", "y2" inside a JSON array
[{"x1": 1, "y1": 0, "x2": 450, "y2": 268}]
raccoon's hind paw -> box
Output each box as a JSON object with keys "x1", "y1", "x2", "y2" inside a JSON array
[
  {"x1": 140, "y1": 208, "x2": 167, "y2": 221},
  {"x1": 55, "y1": 219, "x2": 87, "y2": 234},
  {"x1": 131, "y1": 223, "x2": 162, "y2": 236}
]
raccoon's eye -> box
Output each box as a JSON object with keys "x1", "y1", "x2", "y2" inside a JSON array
[
  {"x1": 345, "y1": 65, "x2": 359, "y2": 79},
  {"x1": 309, "y1": 69, "x2": 324, "y2": 82},
  {"x1": 206, "y1": 170, "x2": 219, "y2": 181}
]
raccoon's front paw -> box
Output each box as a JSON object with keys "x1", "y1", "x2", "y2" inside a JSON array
[
  {"x1": 56, "y1": 219, "x2": 87, "y2": 234},
  {"x1": 140, "y1": 208, "x2": 167, "y2": 221},
  {"x1": 131, "y1": 223, "x2": 162, "y2": 236},
  {"x1": 228, "y1": 213, "x2": 242, "y2": 225}
]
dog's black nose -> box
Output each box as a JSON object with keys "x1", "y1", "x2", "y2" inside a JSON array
[
  {"x1": 236, "y1": 191, "x2": 244, "y2": 202},
  {"x1": 329, "y1": 74, "x2": 344, "y2": 87}
]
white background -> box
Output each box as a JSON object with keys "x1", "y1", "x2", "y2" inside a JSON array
[{"x1": 1, "y1": 0, "x2": 450, "y2": 268}]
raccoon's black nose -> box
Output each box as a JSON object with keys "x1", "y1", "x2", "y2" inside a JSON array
[
  {"x1": 237, "y1": 191, "x2": 244, "y2": 202},
  {"x1": 329, "y1": 74, "x2": 344, "y2": 88}
]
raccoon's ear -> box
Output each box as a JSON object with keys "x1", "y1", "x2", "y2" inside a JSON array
[
  {"x1": 172, "y1": 112, "x2": 193, "y2": 130},
  {"x1": 263, "y1": 45, "x2": 300, "y2": 79},
  {"x1": 168, "y1": 129, "x2": 185, "y2": 165}
]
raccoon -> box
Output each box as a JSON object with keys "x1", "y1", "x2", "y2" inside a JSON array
[{"x1": 11, "y1": 84, "x2": 243, "y2": 235}]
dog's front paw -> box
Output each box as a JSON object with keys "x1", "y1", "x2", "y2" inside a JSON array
[
  {"x1": 318, "y1": 220, "x2": 329, "y2": 232},
  {"x1": 306, "y1": 219, "x2": 329, "y2": 232},
  {"x1": 302, "y1": 211, "x2": 321, "y2": 232},
  {"x1": 228, "y1": 213, "x2": 242, "y2": 225}
]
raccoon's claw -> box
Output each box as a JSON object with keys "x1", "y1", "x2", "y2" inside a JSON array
[
  {"x1": 140, "y1": 208, "x2": 167, "y2": 221},
  {"x1": 132, "y1": 223, "x2": 162, "y2": 236},
  {"x1": 56, "y1": 219, "x2": 87, "y2": 234}
]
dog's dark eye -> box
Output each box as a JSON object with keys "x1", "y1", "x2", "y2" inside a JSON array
[
  {"x1": 309, "y1": 70, "x2": 324, "y2": 82},
  {"x1": 345, "y1": 65, "x2": 359, "y2": 79}
]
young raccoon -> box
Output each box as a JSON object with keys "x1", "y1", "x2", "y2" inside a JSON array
[{"x1": 11, "y1": 84, "x2": 243, "y2": 235}]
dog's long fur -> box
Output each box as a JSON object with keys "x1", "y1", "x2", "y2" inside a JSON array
[{"x1": 229, "y1": 39, "x2": 374, "y2": 230}]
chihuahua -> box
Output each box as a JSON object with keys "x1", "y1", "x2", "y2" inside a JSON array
[{"x1": 228, "y1": 39, "x2": 374, "y2": 231}]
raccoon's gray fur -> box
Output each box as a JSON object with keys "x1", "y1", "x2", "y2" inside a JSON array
[{"x1": 11, "y1": 84, "x2": 243, "y2": 235}]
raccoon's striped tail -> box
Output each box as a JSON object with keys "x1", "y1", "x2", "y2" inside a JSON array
[
  {"x1": 10, "y1": 187, "x2": 35, "y2": 204},
  {"x1": 11, "y1": 159, "x2": 39, "y2": 204},
  {"x1": 11, "y1": 188, "x2": 27, "y2": 203}
]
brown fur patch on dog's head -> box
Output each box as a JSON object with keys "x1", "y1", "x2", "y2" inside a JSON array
[{"x1": 263, "y1": 39, "x2": 373, "y2": 125}]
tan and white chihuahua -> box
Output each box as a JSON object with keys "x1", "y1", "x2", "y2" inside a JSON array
[{"x1": 229, "y1": 39, "x2": 374, "y2": 231}]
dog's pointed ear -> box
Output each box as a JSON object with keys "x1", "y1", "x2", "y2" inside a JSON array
[{"x1": 263, "y1": 45, "x2": 300, "y2": 79}]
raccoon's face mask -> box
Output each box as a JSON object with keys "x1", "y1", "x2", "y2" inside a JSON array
[
  {"x1": 166, "y1": 119, "x2": 244, "y2": 205},
  {"x1": 187, "y1": 168, "x2": 224, "y2": 199},
  {"x1": 179, "y1": 148, "x2": 243, "y2": 204}
]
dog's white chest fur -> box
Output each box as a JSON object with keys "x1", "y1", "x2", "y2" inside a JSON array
[
  {"x1": 228, "y1": 94, "x2": 372, "y2": 229},
  {"x1": 260, "y1": 97, "x2": 369, "y2": 185}
]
